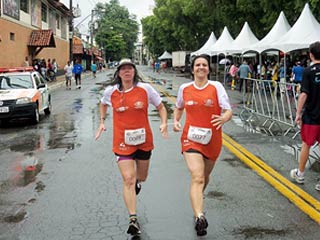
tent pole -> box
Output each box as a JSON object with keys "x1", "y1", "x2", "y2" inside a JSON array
[{"x1": 259, "y1": 53, "x2": 262, "y2": 80}]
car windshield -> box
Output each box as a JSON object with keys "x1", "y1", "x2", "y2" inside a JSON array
[{"x1": 0, "y1": 75, "x2": 33, "y2": 89}]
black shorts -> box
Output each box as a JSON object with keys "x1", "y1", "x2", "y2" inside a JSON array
[
  {"x1": 184, "y1": 148, "x2": 209, "y2": 159},
  {"x1": 115, "y1": 149, "x2": 152, "y2": 161}
]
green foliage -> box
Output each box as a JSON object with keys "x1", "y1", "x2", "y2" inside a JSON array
[
  {"x1": 142, "y1": 0, "x2": 320, "y2": 56},
  {"x1": 94, "y1": 0, "x2": 139, "y2": 61}
]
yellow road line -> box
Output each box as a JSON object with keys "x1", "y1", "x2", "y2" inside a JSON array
[
  {"x1": 144, "y1": 73, "x2": 320, "y2": 224},
  {"x1": 223, "y1": 136, "x2": 320, "y2": 224},
  {"x1": 223, "y1": 133, "x2": 320, "y2": 211}
]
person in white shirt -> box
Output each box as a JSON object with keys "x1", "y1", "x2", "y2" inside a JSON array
[{"x1": 64, "y1": 61, "x2": 73, "y2": 90}]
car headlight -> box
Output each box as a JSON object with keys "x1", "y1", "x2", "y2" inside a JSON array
[{"x1": 16, "y1": 97, "x2": 32, "y2": 104}]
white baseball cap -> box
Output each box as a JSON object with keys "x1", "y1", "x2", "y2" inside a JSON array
[{"x1": 117, "y1": 58, "x2": 135, "y2": 70}]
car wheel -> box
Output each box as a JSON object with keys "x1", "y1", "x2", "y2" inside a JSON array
[
  {"x1": 0, "y1": 119, "x2": 9, "y2": 127},
  {"x1": 44, "y1": 99, "x2": 52, "y2": 115},
  {"x1": 32, "y1": 104, "x2": 40, "y2": 124}
]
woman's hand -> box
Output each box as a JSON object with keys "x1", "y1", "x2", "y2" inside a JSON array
[
  {"x1": 95, "y1": 123, "x2": 106, "y2": 140},
  {"x1": 173, "y1": 121, "x2": 182, "y2": 132},
  {"x1": 211, "y1": 114, "x2": 226, "y2": 130},
  {"x1": 159, "y1": 123, "x2": 168, "y2": 138}
]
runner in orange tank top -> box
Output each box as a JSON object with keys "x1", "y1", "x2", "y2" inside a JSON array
[
  {"x1": 95, "y1": 59, "x2": 168, "y2": 236},
  {"x1": 173, "y1": 55, "x2": 232, "y2": 236}
]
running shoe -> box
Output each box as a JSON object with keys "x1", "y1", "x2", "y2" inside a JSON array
[
  {"x1": 290, "y1": 168, "x2": 304, "y2": 184},
  {"x1": 195, "y1": 215, "x2": 208, "y2": 236},
  {"x1": 135, "y1": 181, "x2": 141, "y2": 195},
  {"x1": 127, "y1": 217, "x2": 141, "y2": 235},
  {"x1": 315, "y1": 183, "x2": 320, "y2": 191}
]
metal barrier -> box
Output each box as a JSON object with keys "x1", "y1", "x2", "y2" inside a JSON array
[
  {"x1": 236, "y1": 78, "x2": 320, "y2": 167},
  {"x1": 239, "y1": 78, "x2": 299, "y2": 137}
]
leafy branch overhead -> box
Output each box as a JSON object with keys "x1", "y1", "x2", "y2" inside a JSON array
[
  {"x1": 94, "y1": 0, "x2": 139, "y2": 61},
  {"x1": 141, "y1": 0, "x2": 320, "y2": 57}
]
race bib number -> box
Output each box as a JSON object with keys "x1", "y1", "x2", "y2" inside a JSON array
[
  {"x1": 187, "y1": 126, "x2": 212, "y2": 145},
  {"x1": 124, "y1": 128, "x2": 146, "y2": 146}
]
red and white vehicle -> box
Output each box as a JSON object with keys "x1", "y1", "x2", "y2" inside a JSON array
[{"x1": 0, "y1": 67, "x2": 51, "y2": 124}]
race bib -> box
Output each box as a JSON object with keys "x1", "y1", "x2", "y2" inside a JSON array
[
  {"x1": 124, "y1": 128, "x2": 146, "y2": 146},
  {"x1": 187, "y1": 126, "x2": 212, "y2": 145}
]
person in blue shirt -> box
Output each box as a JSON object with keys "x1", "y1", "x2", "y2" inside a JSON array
[
  {"x1": 91, "y1": 61, "x2": 97, "y2": 78},
  {"x1": 72, "y1": 59, "x2": 84, "y2": 89},
  {"x1": 237, "y1": 60, "x2": 251, "y2": 92},
  {"x1": 291, "y1": 61, "x2": 304, "y2": 96},
  {"x1": 279, "y1": 62, "x2": 286, "y2": 93}
]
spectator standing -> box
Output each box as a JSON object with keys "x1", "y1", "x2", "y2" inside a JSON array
[
  {"x1": 229, "y1": 63, "x2": 238, "y2": 90},
  {"x1": 237, "y1": 60, "x2": 251, "y2": 92},
  {"x1": 290, "y1": 41, "x2": 320, "y2": 191},
  {"x1": 47, "y1": 59, "x2": 54, "y2": 81},
  {"x1": 52, "y1": 58, "x2": 58, "y2": 81},
  {"x1": 40, "y1": 59, "x2": 47, "y2": 80},
  {"x1": 23, "y1": 56, "x2": 29, "y2": 67},
  {"x1": 291, "y1": 61, "x2": 304, "y2": 96},
  {"x1": 72, "y1": 59, "x2": 83, "y2": 89},
  {"x1": 64, "y1": 61, "x2": 73, "y2": 90},
  {"x1": 91, "y1": 61, "x2": 97, "y2": 78}
]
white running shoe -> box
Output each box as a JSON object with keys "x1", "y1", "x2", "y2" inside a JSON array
[
  {"x1": 315, "y1": 183, "x2": 320, "y2": 191},
  {"x1": 290, "y1": 168, "x2": 304, "y2": 184}
]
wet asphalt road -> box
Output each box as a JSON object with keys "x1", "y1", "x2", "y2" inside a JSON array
[{"x1": 0, "y1": 67, "x2": 319, "y2": 240}]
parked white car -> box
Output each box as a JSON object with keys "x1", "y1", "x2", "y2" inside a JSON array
[{"x1": 0, "y1": 67, "x2": 51, "y2": 124}]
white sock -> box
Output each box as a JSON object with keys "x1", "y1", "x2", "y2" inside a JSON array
[
  {"x1": 297, "y1": 170, "x2": 304, "y2": 177},
  {"x1": 197, "y1": 213, "x2": 204, "y2": 218}
]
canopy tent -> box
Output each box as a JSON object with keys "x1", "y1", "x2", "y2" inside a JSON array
[
  {"x1": 243, "y1": 11, "x2": 291, "y2": 54},
  {"x1": 226, "y1": 22, "x2": 259, "y2": 54},
  {"x1": 158, "y1": 51, "x2": 172, "y2": 60},
  {"x1": 265, "y1": 3, "x2": 320, "y2": 53},
  {"x1": 209, "y1": 26, "x2": 234, "y2": 56},
  {"x1": 191, "y1": 32, "x2": 217, "y2": 56}
]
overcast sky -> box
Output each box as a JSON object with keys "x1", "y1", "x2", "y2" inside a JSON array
[{"x1": 61, "y1": 0, "x2": 155, "y2": 35}]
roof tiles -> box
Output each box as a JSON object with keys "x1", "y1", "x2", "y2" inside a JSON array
[{"x1": 28, "y1": 29, "x2": 56, "y2": 47}]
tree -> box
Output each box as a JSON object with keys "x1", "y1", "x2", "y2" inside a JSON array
[
  {"x1": 94, "y1": 0, "x2": 139, "y2": 61},
  {"x1": 142, "y1": 0, "x2": 320, "y2": 56}
]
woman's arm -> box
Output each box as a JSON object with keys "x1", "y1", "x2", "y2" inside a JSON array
[
  {"x1": 95, "y1": 103, "x2": 108, "y2": 140},
  {"x1": 173, "y1": 108, "x2": 184, "y2": 132},
  {"x1": 156, "y1": 102, "x2": 168, "y2": 138},
  {"x1": 211, "y1": 109, "x2": 233, "y2": 130}
]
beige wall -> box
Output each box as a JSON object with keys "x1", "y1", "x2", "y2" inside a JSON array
[{"x1": 0, "y1": 19, "x2": 69, "y2": 70}]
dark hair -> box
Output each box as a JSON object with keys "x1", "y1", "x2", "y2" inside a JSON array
[
  {"x1": 190, "y1": 54, "x2": 211, "y2": 79},
  {"x1": 107, "y1": 65, "x2": 143, "y2": 90},
  {"x1": 309, "y1": 41, "x2": 320, "y2": 60}
]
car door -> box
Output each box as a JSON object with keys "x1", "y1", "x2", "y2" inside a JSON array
[{"x1": 33, "y1": 72, "x2": 48, "y2": 111}]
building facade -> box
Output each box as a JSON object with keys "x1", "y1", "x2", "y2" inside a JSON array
[{"x1": 0, "y1": 0, "x2": 71, "y2": 68}]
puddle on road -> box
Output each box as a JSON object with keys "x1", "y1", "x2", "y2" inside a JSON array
[
  {"x1": 0, "y1": 154, "x2": 43, "y2": 191},
  {"x1": 47, "y1": 114, "x2": 76, "y2": 151},
  {"x1": 233, "y1": 226, "x2": 288, "y2": 239},
  {"x1": 205, "y1": 190, "x2": 225, "y2": 200},
  {"x1": 9, "y1": 133, "x2": 43, "y2": 153},
  {"x1": 35, "y1": 181, "x2": 45, "y2": 192},
  {"x1": 222, "y1": 157, "x2": 250, "y2": 169},
  {"x1": 3, "y1": 209, "x2": 27, "y2": 223},
  {"x1": 71, "y1": 98, "x2": 83, "y2": 113}
]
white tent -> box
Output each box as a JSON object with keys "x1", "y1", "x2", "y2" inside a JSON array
[
  {"x1": 226, "y1": 22, "x2": 259, "y2": 54},
  {"x1": 191, "y1": 32, "x2": 217, "y2": 56},
  {"x1": 243, "y1": 11, "x2": 291, "y2": 54},
  {"x1": 158, "y1": 51, "x2": 172, "y2": 60},
  {"x1": 266, "y1": 3, "x2": 320, "y2": 53},
  {"x1": 209, "y1": 26, "x2": 234, "y2": 56}
]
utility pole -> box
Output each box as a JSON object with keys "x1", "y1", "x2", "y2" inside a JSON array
[
  {"x1": 69, "y1": 0, "x2": 73, "y2": 62},
  {"x1": 90, "y1": 10, "x2": 94, "y2": 63}
]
